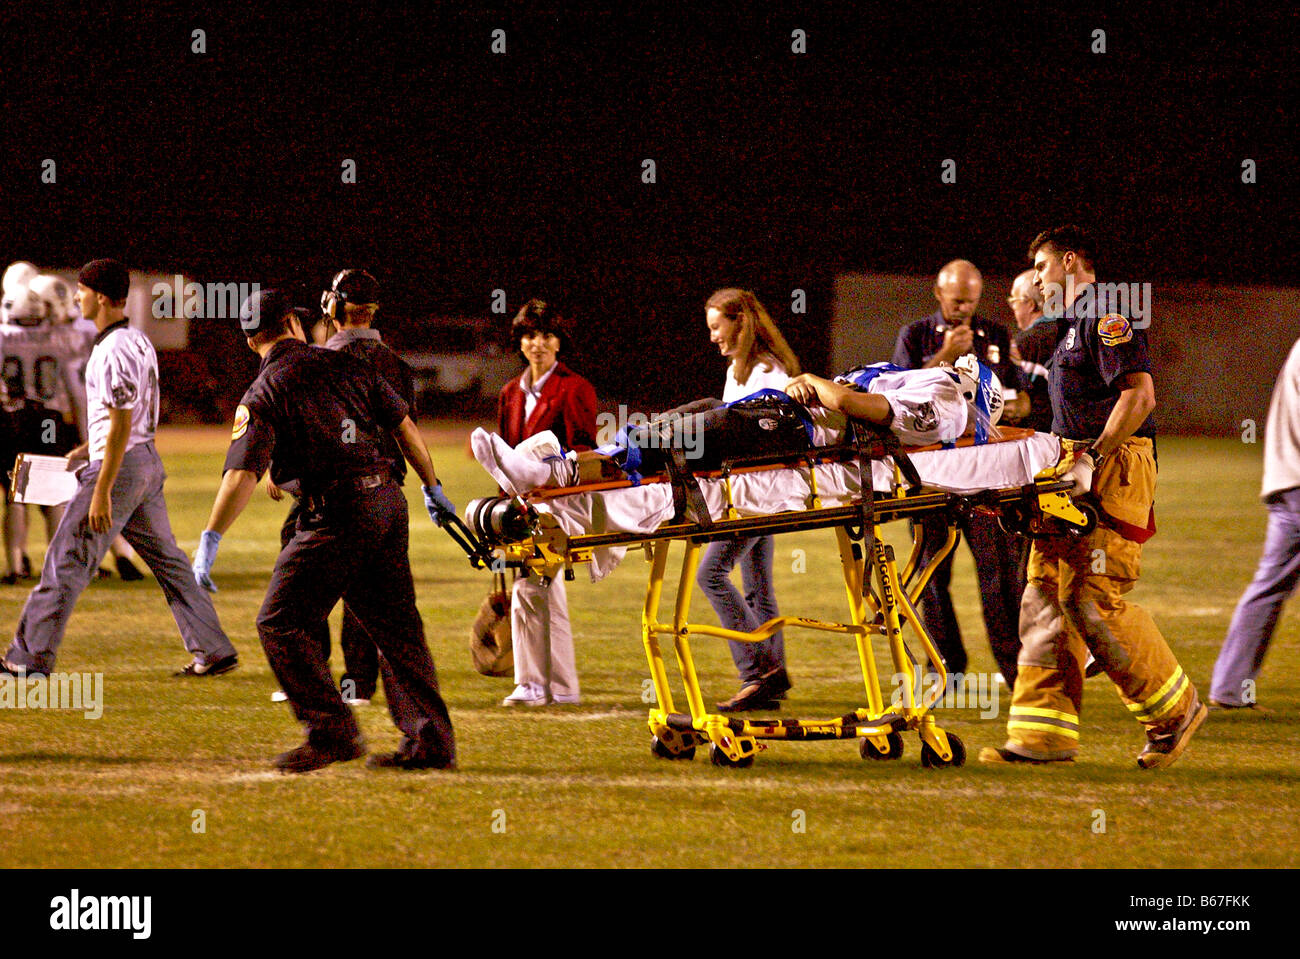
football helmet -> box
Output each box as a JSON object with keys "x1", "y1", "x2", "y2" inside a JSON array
[
  {"x1": 953, "y1": 354, "x2": 1004, "y2": 428},
  {"x1": 2, "y1": 261, "x2": 39, "y2": 296},
  {"x1": 1, "y1": 283, "x2": 46, "y2": 328},
  {"x1": 28, "y1": 274, "x2": 76, "y2": 325}
]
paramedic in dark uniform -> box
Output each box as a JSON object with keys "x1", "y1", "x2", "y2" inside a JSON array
[
  {"x1": 193, "y1": 289, "x2": 459, "y2": 773},
  {"x1": 981, "y1": 225, "x2": 1206, "y2": 768},
  {"x1": 265, "y1": 290, "x2": 411, "y2": 705},
  {"x1": 891, "y1": 259, "x2": 1027, "y2": 686}
]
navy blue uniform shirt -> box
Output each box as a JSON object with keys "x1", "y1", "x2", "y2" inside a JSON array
[
  {"x1": 1048, "y1": 285, "x2": 1156, "y2": 440},
  {"x1": 891, "y1": 310, "x2": 1025, "y2": 392},
  {"x1": 224, "y1": 339, "x2": 409, "y2": 493}
]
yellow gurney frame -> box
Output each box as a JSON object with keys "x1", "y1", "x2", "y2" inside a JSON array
[{"x1": 461, "y1": 451, "x2": 1095, "y2": 769}]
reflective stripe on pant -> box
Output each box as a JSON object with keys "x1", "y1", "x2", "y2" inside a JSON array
[{"x1": 1004, "y1": 437, "x2": 1196, "y2": 759}]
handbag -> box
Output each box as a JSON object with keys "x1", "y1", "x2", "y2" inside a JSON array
[{"x1": 470, "y1": 569, "x2": 514, "y2": 677}]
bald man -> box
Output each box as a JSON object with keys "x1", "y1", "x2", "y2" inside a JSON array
[{"x1": 891, "y1": 260, "x2": 1028, "y2": 686}]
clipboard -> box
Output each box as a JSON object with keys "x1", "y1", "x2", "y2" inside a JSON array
[{"x1": 8, "y1": 453, "x2": 80, "y2": 506}]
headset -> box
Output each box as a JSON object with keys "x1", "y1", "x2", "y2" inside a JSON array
[{"x1": 320, "y1": 269, "x2": 379, "y2": 323}]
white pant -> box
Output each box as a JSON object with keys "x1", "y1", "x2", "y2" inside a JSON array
[{"x1": 510, "y1": 574, "x2": 579, "y2": 699}]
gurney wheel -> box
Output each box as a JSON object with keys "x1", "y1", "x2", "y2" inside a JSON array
[
  {"x1": 650, "y1": 735, "x2": 696, "y2": 761},
  {"x1": 920, "y1": 733, "x2": 966, "y2": 768},
  {"x1": 859, "y1": 731, "x2": 904, "y2": 761},
  {"x1": 998, "y1": 503, "x2": 1032, "y2": 536},
  {"x1": 708, "y1": 744, "x2": 754, "y2": 768},
  {"x1": 1069, "y1": 501, "x2": 1099, "y2": 537}
]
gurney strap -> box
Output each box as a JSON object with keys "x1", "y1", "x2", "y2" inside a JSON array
[
  {"x1": 879, "y1": 429, "x2": 923, "y2": 493},
  {"x1": 666, "y1": 447, "x2": 714, "y2": 531},
  {"x1": 849, "y1": 421, "x2": 879, "y2": 589}
]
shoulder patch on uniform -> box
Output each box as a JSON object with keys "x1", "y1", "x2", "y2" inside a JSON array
[
  {"x1": 110, "y1": 383, "x2": 137, "y2": 406},
  {"x1": 231, "y1": 404, "x2": 250, "y2": 441},
  {"x1": 1098, "y1": 313, "x2": 1133, "y2": 346}
]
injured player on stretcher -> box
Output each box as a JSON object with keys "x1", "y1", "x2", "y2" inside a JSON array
[{"x1": 473, "y1": 356, "x2": 1006, "y2": 497}]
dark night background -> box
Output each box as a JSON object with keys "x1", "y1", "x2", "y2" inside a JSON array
[{"x1": 2, "y1": 4, "x2": 1296, "y2": 409}]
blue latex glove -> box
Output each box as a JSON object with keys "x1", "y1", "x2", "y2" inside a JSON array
[
  {"x1": 423, "y1": 483, "x2": 456, "y2": 528},
  {"x1": 193, "y1": 530, "x2": 222, "y2": 593}
]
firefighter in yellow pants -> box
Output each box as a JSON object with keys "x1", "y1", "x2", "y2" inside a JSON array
[
  {"x1": 994, "y1": 438, "x2": 1201, "y2": 762},
  {"x1": 981, "y1": 225, "x2": 1207, "y2": 769}
]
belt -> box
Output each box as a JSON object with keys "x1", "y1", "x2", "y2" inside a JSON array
[{"x1": 303, "y1": 472, "x2": 392, "y2": 512}]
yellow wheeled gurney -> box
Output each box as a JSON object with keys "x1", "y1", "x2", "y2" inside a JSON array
[{"x1": 452, "y1": 426, "x2": 1096, "y2": 769}]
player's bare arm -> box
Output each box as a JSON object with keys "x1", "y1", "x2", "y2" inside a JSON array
[
  {"x1": 88, "y1": 407, "x2": 131, "y2": 533},
  {"x1": 1093, "y1": 372, "x2": 1157, "y2": 457},
  {"x1": 785, "y1": 373, "x2": 891, "y2": 424}
]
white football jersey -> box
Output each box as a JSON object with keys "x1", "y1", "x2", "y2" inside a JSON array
[
  {"x1": 0, "y1": 324, "x2": 81, "y2": 416},
  {"x1": 808, "y1": 367, "x2": 969, "y2": 447},
  {"x1": 85, "y1": 322, "x2": 160, "y2": 461},
  {"x1": 52, "y1": 318, "x2": 97, "y2": 440}
]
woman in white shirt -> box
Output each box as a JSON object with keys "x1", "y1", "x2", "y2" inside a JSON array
[{"x1": 700, "y1": 288, "x2": 801, "y2": 712}]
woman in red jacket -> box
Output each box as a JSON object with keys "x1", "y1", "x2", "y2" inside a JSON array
[{"x1": 497, "y1": 299, "x2": 597, "y2": 706}]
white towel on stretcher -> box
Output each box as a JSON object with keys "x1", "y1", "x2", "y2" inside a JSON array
[{"x1": 527, "y1": 432, "x2": 1063, "y2": 581}]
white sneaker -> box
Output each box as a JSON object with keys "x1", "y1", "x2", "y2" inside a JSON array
[
  {"x1": 552, "y1": 691, "x2": 581, "y2": 705},
  {"x1": 478, "y1": 433, "x2": 554, "y2": 496},
  {"x1": 471, "y1": 428, "x2": 547, "y2": 496},
  {"x1": 516, "y1": 430, "x2": 563, "y2": 461},
  {"x1": 503, "y1": 683, "x2": 550, "y2": 707},
  {"x1": 271, "y1": 690, "x2": 289, "y2": 703},
  {"x1": 470, "y1": 428, "x2": 513, "y2": 492}
]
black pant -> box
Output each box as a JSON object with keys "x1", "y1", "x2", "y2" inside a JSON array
[
  {"x1": 627, "y1": 396, "x2": 812, "y2": 475},
  {"x1": 913, "y1": 511, "x2": 1026, "y2": 685},
  {"x1": 260, "y1": 481, "x2": 455, "y2": 762},
  {"x1": 279, "y1": 500, "x2": 380, "y2": 699}
]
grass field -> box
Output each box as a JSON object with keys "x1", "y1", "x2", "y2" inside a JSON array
[{"x1": 1, "y1": 427, "x2": 1297, "y2": 868}]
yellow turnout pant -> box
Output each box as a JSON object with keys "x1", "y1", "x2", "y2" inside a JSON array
[{"x1": 1003, "y1": 437, "x2": 1197, "y2": 759}]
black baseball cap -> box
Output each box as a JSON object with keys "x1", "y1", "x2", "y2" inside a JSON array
[{"x1": 239, "y1": 288, "x2": 295, "y2": 335}]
